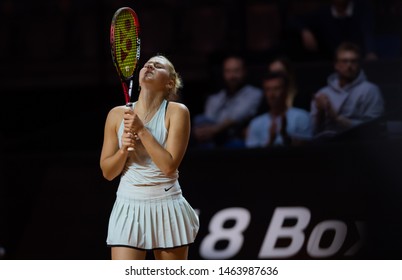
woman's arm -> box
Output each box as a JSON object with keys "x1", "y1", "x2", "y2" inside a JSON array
[
  {"x1": 136, "y1": 102, "x2": 190, "y2": 176},
  {"x1": 100, "y1": 107, "x2": 131, "y2": 181}
]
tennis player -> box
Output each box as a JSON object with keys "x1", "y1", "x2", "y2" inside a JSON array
[{"x1": 100, "y1": 55, "x2": 199, "y2": 260}]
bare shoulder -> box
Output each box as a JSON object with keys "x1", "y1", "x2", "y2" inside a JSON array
[
  {"x1": 166, "y1": 101, "x2": 190, "y2": 127},
  {"x1": 166, "y1": 102, "x2": 190, "y2": 129},
  {"x1": 109, "y1": 105, "x2": 126, "y2": 116},
  {"x1": 167, "y1": 101, "x2": 189, "y2": 115},
  {"x1": 106, "y1": 105, "x2": 126, "y2": 124}
]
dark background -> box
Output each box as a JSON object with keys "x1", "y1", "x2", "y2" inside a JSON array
[{"x1": 1, "y1": 0, "x2": 402, "y2": 260}]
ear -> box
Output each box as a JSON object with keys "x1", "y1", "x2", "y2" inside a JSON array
[{"x1": 166, "y1": 79, "x2": 174, "y2": 90}]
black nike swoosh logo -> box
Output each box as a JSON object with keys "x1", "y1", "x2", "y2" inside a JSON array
[{"x1": 164, "y1": 185, "x2": 174, "y2": 192}]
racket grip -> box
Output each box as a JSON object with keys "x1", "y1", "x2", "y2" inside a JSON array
[{"x1": 126, "y1": 102, "x2": 134, "y2": 151}]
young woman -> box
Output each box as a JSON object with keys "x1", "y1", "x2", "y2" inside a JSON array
[{"x1": 100, "y1": 55, "x2": 199, "y2": 260}]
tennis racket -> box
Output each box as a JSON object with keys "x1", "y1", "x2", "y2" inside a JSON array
[
  {"x1": 110, "y1": 7, "x2": 141, "y2": 106},
  {"x1": 110, "y1": 7, "x2": 141, "y2": 151}
]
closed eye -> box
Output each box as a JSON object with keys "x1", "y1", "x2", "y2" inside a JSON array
[{"x1": 143, "y1": 62, "x2": 165, "y2": 69}]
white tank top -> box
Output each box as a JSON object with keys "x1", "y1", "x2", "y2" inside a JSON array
[{"x1": 116, "y1": 99, "x2": 180, "y2": 194}]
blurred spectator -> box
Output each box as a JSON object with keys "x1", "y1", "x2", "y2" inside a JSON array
[
  {"x1": 246, "y1": 72, "x2": 312, "y2": 148},
  {"x1": 310, "y1": 42, "x2": 384, "y2": 138},
  {"x1": 298, "y1": 0, "x2": 378, "y2": 61},
  {"x1": 267, "y1": 56, "x2": 298, "y2": 108},
  {"x1": 192, "y1": 54, "x2": 263, "y2": 148}
]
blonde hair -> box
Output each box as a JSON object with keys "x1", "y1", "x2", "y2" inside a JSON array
[{"x1": 154, "y1": 55, "x2": 183, "y2": 101}]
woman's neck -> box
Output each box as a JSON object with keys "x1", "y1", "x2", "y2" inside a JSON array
[{"x1": 136, "y1": 89, "x2": 165, "y2": 123}]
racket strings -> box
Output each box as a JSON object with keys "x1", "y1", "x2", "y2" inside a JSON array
[{"x1": 113, "y1": 10, "x2": 140, "y2": 79}]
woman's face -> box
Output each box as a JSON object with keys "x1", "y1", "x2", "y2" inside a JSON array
[{"x1": 139, "y1": 56, "x2": 173, "y2": 90}]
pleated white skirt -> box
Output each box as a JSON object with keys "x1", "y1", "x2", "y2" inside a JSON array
[{"x1": 106, "y1": 183, "x2": 199, "y2": 250}]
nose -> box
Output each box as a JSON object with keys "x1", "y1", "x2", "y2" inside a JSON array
[{"x1": 146, "y1": 63, "x2": 154, "y2": 70}]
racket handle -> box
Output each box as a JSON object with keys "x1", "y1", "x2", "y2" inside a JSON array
[{"x1": 126, "y1": 102, "x2": 134, "y2": 151}]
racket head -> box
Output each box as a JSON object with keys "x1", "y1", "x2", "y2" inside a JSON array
[{"x1": 110, "y1": 7, "x2": 141, "y2": 103}]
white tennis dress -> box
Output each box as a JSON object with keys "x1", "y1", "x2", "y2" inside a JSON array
[{"x1": 106, "y1": 100, "x2": 199, "y2": 250}]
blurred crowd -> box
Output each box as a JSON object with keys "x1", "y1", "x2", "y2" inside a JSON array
[
  {"x1": 191, "y1": 41, "x2": 385, "y2": 149},
  {"x1": 0, "y1": 0, "x2": 401, "y2": 150}
]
